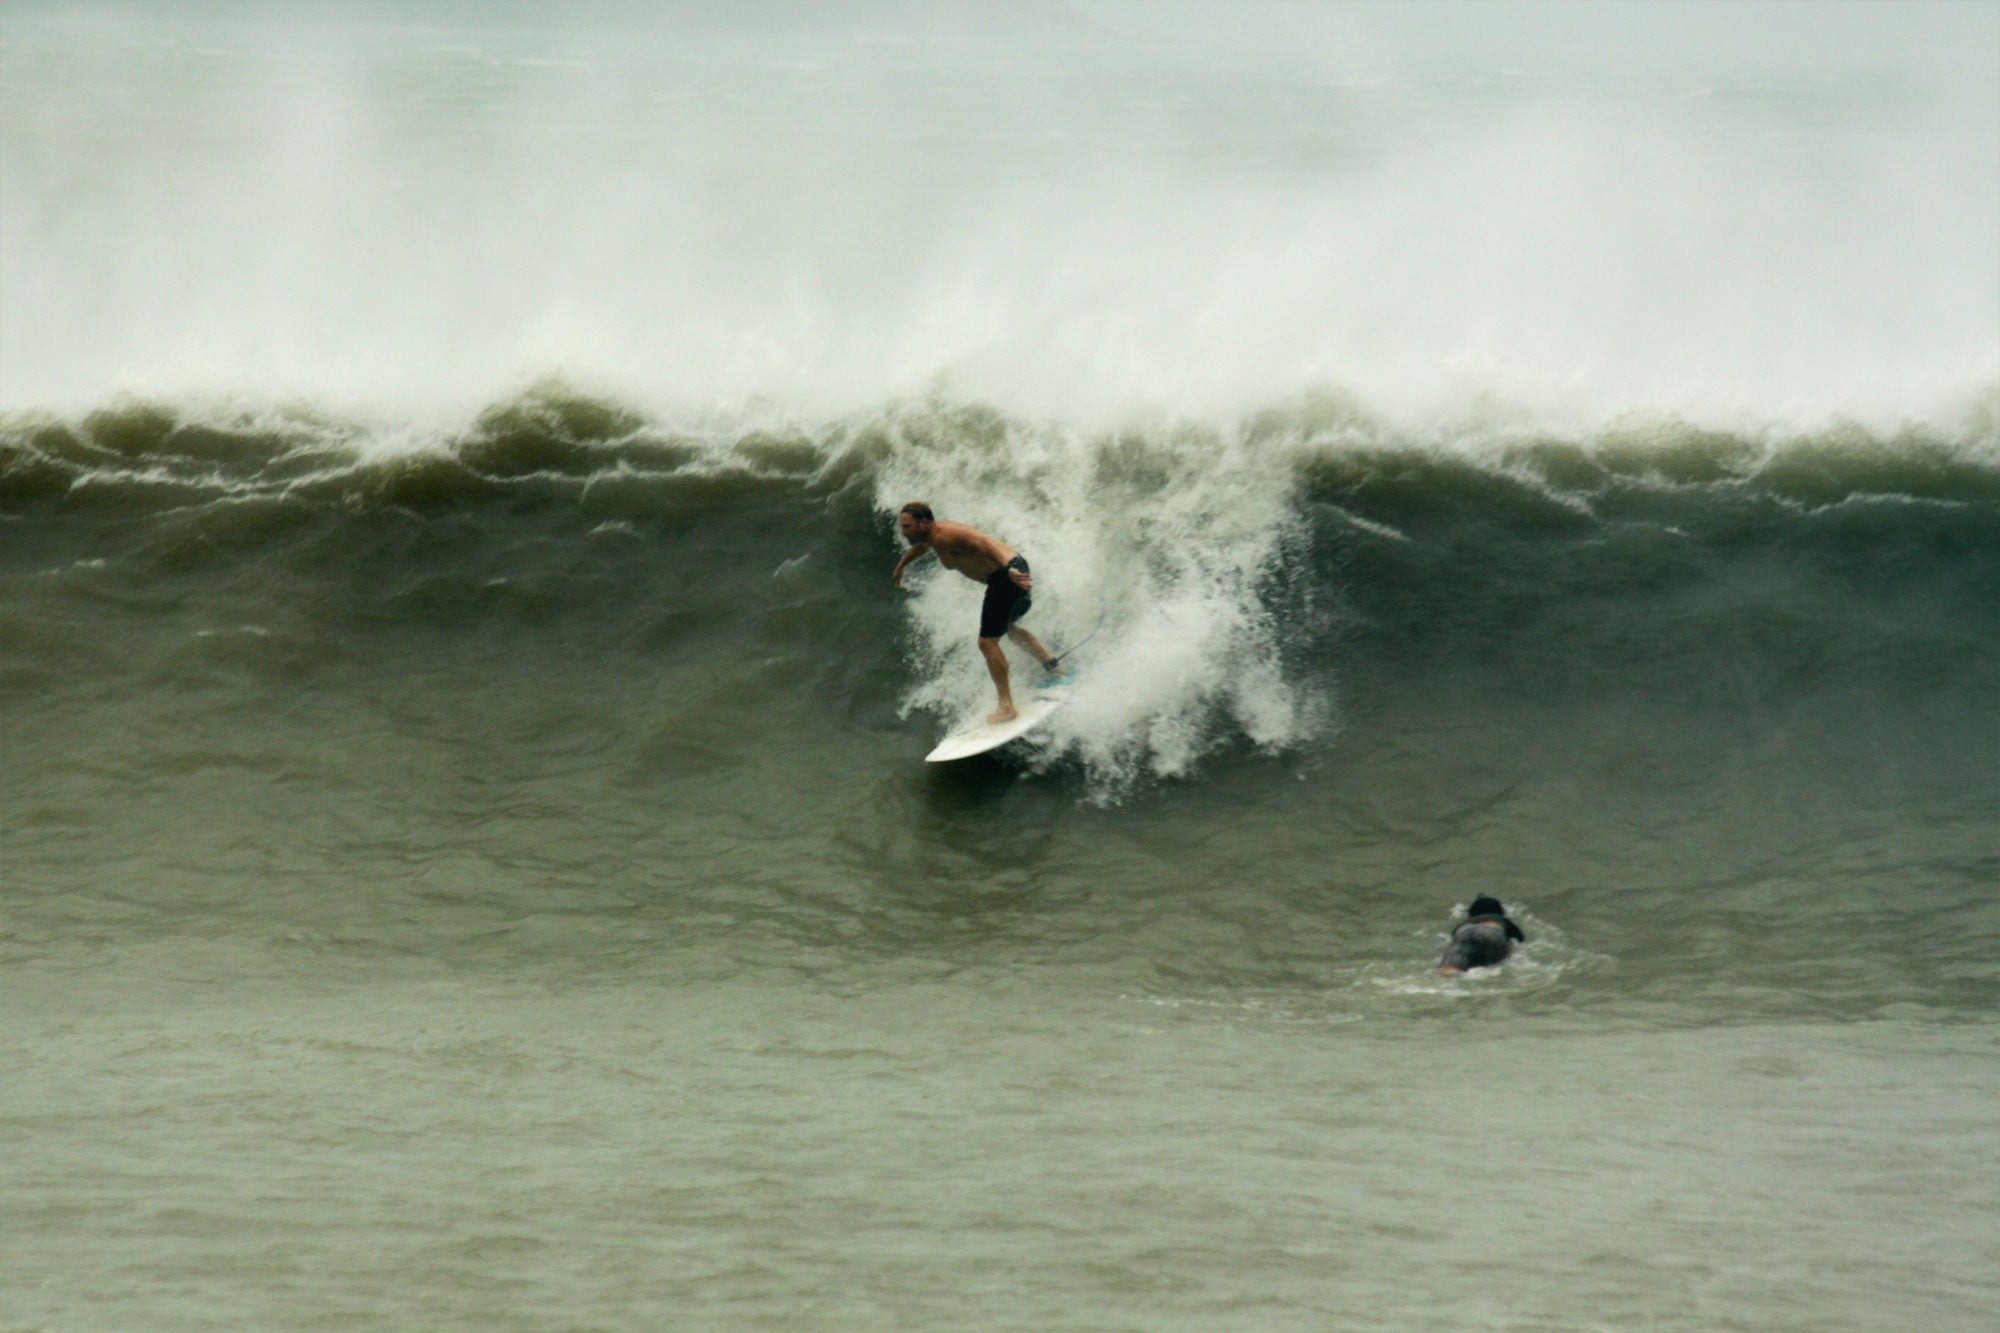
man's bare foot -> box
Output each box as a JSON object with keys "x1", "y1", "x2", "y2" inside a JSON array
[{"x1": 986, "y1": 704, "x2": 1019, "y2": 725}]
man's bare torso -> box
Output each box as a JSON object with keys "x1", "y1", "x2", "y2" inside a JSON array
[{"x1": 925, "y1": 520, "x2": 1017, "y2": 583}]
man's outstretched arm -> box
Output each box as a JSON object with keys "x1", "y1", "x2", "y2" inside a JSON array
[{"x1": 892, "y1": 542, "x2": 932, "y2": 588}]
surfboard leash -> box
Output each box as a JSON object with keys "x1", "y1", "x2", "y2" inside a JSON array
[{"x1": 1046, "y1": 599, "x2": 1108, "y2": 671}]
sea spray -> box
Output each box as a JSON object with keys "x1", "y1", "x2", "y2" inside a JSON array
[
  {"x1": 861, "y1": 402, "x2": 1330, "y2": 791},
  {"x1": 4, "y1": 3, "x2": 1993, "y2": 429}
]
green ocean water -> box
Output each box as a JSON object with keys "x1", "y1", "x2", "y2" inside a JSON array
[
  {"x1": 4, "y1": 2, "x2": 1999, "y2": 1329},
  {"x1": 4, "y1": 393, "x2": 1997, "y2": 1329}
]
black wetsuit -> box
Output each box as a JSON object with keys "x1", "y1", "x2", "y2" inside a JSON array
[
  {"x1": 1441, "y1": 915, "x2": 1526, "y2": 971},
  {"x1": 979, "y1": 554, "x2": 1032, "y2": 639}
]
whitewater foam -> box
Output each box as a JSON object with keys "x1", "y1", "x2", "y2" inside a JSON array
[{"x1": 870, "y1": 406, "x2": 1330, "y2": 792}]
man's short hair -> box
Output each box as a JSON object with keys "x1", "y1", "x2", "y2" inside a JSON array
[{"x1": 900, "y1": 501, "x2": 934, "y2": 524}]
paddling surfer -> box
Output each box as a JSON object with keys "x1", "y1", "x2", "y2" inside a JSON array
[
  {"x1": 1437, "y1": 895, "x2": 1527, "y2": 976},
  {"x1": 893, "y1": 502, "x2": 1062, "y2": 724}
]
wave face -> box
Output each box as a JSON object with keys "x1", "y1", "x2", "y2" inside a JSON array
[
  {"x1": 4, "y1": 1, "x2": 1998, "y2": 1021},
  {"x1": 7, "y1": 388, "x2": 1996, "y2": 806},
  {"x1": 6, "y1": 386, "x2": 1997, "y2": 1031},
  {"x1": 3, "y1": 1, "x2": 1996, "y2": 426}
]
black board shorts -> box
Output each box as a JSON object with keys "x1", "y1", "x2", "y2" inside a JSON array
[{"x1": 979, "y1": 555, "x2": 1032, "y2": 639}]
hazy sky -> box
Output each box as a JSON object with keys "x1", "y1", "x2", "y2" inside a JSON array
[
  {"x1": 1098, "y1": 0, "x2": 2000, "y2": 76},
  {"x1": 11, "y1": 0, "x2": 2000, "y2": 79}
]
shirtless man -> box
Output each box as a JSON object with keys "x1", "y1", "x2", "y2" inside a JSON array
[{"x1": 892, "y1": 501, "x2": 1061, "y2": 724}]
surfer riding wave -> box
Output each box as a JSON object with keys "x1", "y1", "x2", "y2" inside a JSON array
[{"x1": 893, "y1": 502, "x2": 1062, "y2": 725}]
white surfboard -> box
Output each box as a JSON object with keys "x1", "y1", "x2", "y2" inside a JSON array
[{"x1": 924, "y1": 686, "x2": 1068, "y2": 763}]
